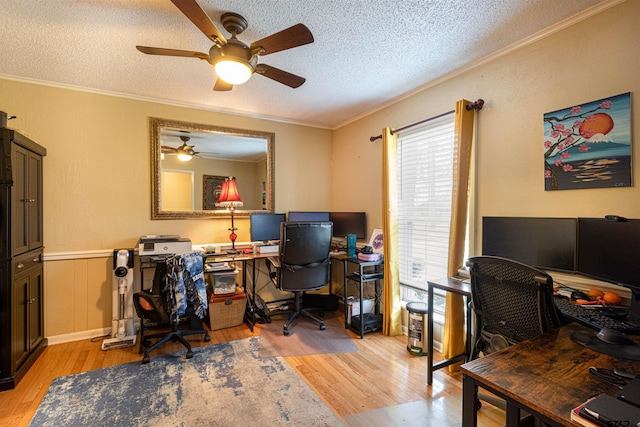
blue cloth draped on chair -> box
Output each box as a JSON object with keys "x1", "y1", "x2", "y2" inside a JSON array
[{"x1": 165, "y1": 252, "x2": 208, "y2": 321}]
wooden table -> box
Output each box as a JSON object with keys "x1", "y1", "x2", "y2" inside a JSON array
[{"x1": 460, "y1": 322, "x2": 640, "y2": 426}]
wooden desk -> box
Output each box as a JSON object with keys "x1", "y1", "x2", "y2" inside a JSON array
[
  {"x1": 460, "y1": 322, "x2": 639, "y2": 427},
  {"x1": 427, "y1": 277, "x2": 472, "y2": 385}
]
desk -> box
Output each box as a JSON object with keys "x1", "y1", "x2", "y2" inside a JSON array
[
  {"x1": 427, "y1": 277, "x2": 472, "y2": 385},
  {"x1": 460, "y1": 322, "x2": 639, "y2": 427},
  {"x1": 205, "y1": 252, "x2": 273, "y2": 332}
]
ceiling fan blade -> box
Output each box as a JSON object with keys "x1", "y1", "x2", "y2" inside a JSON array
[
  {"x1": 250, "y1": 23, "x2": 314, "y2": 55},
  {"x1": 170, "y1": 0, "x2": 227, "y2": 44},
  {"x1": 136, "y1": 46, "x2": 208, "y2": 60},
  {"x1": 255, "y1": 64, "x2": 306, "y2": 88},
  {"x1": 213, "y1": 79, "x2": 233, "y2": 91}
]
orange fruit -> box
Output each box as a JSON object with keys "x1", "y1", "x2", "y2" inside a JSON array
[
  {"x1": 588, "y1": 289, "x2": 604, "y2": 299},
  {"x1": 602, "y1": 292, "x2": 622, "y2": 305}
]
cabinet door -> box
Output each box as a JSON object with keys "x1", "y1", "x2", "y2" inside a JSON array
[
  {"x1": 26, "y1": 151, "x2": 43, "y2": 250},
  {"x1": 12, "y1": 275, "x2": 29, "y2": 371},
  {"x1": 10, "y1": 145, "x2": 43, "y2": 254},
  {"x1": 11, "y1": 145, "x2": 28, "y2": 255},
  {"x1": 28, "y1": 268, "x2": 44, "y2": 352}
]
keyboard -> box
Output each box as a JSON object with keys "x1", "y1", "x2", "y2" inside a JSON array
[{"x1": 554, "y1": 297, "x2": 640, "y2": 334}]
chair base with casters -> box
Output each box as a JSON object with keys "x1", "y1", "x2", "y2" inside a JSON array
[
  {"x1": 268, "y1": 265, "x2": 328, "y2": 335},
  {"x1": 134, "y1": 293, "x2": 211, "y2": 364},
  {"x1": 282, "y1": 291, "x2": 326, "y2": 336}
]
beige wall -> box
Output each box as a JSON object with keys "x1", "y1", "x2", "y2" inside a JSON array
[
  {"x1": 333, "y1": 0, "x2": 640, "y2": 255},
  {"x1": 0, "y1": 80, "x2": 333, "y2": 252},
  {"x1": 3, "y1": 0, "x2": 639, "y2": 340},
  {"x1": 0, "y1": 78, "x2": 332, "y2": 338}
]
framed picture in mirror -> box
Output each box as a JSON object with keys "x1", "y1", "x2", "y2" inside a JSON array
[{"x1": 203, "y1": 175, "x2": 227, "y2": 210}]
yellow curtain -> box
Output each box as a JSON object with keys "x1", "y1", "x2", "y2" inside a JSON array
[
  {"x1": 442, "y1": 99, "x2": 476, "y2": 371},
  {"x1": 381, "y1": 127, "x2": 402, "y2": 336}
]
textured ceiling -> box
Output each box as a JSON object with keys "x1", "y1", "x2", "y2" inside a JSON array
[{"x1": 0, "y1": 0, "x2": 614, "y2": 129}]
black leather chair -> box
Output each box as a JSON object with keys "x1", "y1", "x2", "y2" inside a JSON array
[
  {"x1": 267, "y1": 221, "x2": 333, "y2": 336},
  {"x1": 466, "y1": 255, "x2": 562, "y2": 420},
  {"x1": 133, "y1": 253, "x2": 210, "y2": 364}
]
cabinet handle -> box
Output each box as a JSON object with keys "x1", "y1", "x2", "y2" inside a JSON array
[
  {"x1": 17, "y1": 263, "x2": 24, "y2": 269},
  {"x1": 27, "y1": 199, "x2": 36, "y2": 203},
  {"x1": 33, "y1": 257, "x2": 39, "y2": 262},
  {"x1": 27, "y1": 298, "x2": 36, "y2": 304}
]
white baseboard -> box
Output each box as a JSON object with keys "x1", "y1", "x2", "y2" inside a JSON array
[
  {"x1": 46, "y1": 327, "x2": 111, "y2": 345},
  {"x1": 47, "y1": 322, "x2": 142, "y2": 346}
]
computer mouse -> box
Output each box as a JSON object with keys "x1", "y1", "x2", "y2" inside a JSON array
[
  {"x1": 571, "y1": 290, "x2": 590, "y2": 301},
  {"x1": 596, "y1": 327, "x2": 635, "y2": 345}
]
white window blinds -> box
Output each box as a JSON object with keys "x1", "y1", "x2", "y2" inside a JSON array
[{"x1": 397, "y1": 112, "x2": 455, "y2": 291}]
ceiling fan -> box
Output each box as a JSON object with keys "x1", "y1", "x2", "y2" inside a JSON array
[
  {"x1": 162, "y1": 135, "x2": 200, "y2": 161},
  {"x1": 136, "y1": 0, "x2": 314, "y2": 91}
]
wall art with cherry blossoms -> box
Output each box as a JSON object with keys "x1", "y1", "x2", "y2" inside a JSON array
[{"x1": 543, "y1": 92, "x2": 631, "y2": 191}]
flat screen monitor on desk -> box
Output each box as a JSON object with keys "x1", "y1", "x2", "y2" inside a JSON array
[
  {"x1": 287, "y1": 211, "x2": 330, "y2": 222},
  {"x1": 330, "y1": 212, "x2": 367, "y2": 239},
  {"x1": 577, "y1": 217, "x2": 640, "y2": 324},
  {"x1": 482, "y1": 216, "x2": 577, "y2": 272},
  {"x1": 250, "y1": 213, "x2": 286, "y2": 243}
]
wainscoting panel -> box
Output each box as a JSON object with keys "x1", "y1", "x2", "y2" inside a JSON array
[{"x1": 44, "y1": 256, "x2": 112, "y2": 338}]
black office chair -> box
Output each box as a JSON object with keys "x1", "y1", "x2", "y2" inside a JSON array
[
  {"x1": 468, "y1": 256, "x2": 562, "y2": 358},
  {"x1": 267, "y1": 221, "x2": 333, "y2": 336},
  {"x1": 466, "y1": 256, "x2": 562, "y2": 420},
  {"x1": 133, "y1": 252, "x2": 210, "y2": 364}
]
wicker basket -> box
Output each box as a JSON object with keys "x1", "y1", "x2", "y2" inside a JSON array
[{"x1": 207, "y1": 287, "x2": 247, "y2": 330}]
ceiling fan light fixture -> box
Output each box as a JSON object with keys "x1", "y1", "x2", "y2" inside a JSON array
[
  {"x1": 214, "y1": 59, "x2": 253, "y2": 85},
  {"x1": 177, "y1": 152, "x2": 193, "y2": 161}
]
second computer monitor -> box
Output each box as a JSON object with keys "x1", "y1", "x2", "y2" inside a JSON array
[
  {"x1": 287, "y1": 211, "x2": 330, "y2": 222},
  {"x1": 482, "y1": 216, "x2": 577, "y2": 272},
  {"x1": 330, "y1": 212, "x2": 367, "y2": 239}
]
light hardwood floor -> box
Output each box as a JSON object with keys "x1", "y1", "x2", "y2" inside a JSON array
[{"x1": 0, "y1": 320, "x2": 503, "y2": 426}]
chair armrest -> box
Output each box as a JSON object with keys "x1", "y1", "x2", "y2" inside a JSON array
[
  {"x1": 267, "y1": 256, "x2": 280, "y2": 269},
  {"x1": 266, "y1": 256, "x2": 280, "y2": 285}
]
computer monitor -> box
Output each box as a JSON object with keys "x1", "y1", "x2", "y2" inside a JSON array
[
  {"x1": 577, "y1": 217, "x2": 640, "y2": 324},
  {"x1": 287, "y1": 211, "x2": 330, "y2": 222},
  {"x1": 250, "y1": 213, "x2": 286, "y2": 243},
  {"x1": 482, "y1": 216, "x2": 577, "y2": 272},
  {"x1": 330, "y1": 212, "x2": 367, "y2": 239}
]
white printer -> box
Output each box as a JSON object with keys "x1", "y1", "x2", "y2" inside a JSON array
[{"x1": 138, "y1": 235, "x2": 192, "y2": 256}]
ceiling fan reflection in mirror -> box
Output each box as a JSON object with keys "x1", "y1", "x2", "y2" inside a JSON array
[
  {"x1": 136, "y1": 0, "x2": 314, "y2": 91},
  {"x1": 161, "y1": 135, "x2": 200, "y2": 161}
]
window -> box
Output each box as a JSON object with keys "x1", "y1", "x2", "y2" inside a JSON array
[{"x1": 396, "y1": 113, "x2": 456, "y2": 304}]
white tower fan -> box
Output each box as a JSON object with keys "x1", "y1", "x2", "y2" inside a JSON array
[{"x1": 102, "y1": 249, "x2": 137, "y2": 350}]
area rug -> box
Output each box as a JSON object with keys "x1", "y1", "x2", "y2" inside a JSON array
[
  {"x1": 259, "y1": 311, "x2": 357, "y2": 358},
  {"x1": 30, "y1": 337, "x2": 342, "y2": 427}
]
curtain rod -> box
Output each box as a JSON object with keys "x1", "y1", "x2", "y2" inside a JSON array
[{"x1": 369, "y1": 98, "x2": 484, "y2": 142}]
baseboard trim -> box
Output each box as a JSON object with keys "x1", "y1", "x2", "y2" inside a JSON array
[{"x1": 46, "y1": 327, "x2": 111, "y2": 345}]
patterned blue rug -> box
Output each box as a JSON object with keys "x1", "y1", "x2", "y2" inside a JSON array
[{"x1": 30, "y1": 337, "x2": 342, "y2": 426}]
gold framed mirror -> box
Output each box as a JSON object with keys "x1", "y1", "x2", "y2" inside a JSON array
[{"x1": 150, "y1": 117, "x2": 274, "y2": 219}]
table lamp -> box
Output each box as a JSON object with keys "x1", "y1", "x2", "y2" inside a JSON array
[{"x1": 216, "y1": 177, "x2": 243, "y2": 254}]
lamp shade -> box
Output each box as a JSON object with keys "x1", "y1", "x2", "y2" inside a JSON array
[
  {"x1": 214, "y1": 60, "x2": 252, "y2": 85},
  {"x1": 177, "y1": 152, "x2": 192, "y2": 161},
  {"x1": 216, "y1": 177, "x2": 243, "y2": 208}
]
